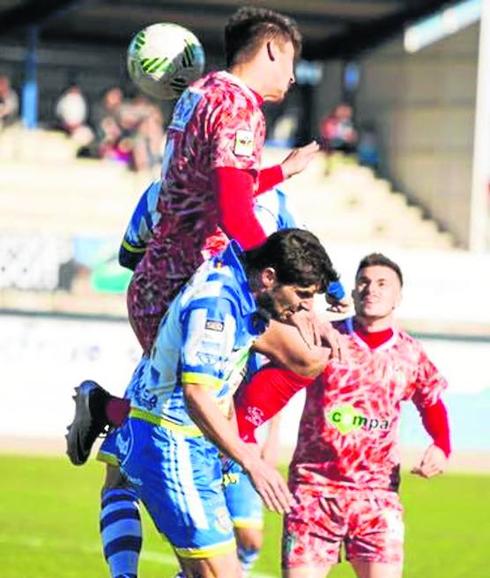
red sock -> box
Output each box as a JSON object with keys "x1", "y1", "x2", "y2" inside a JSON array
[{"x1": 106, "y1": 398, "x2": 130, "y2": 427}]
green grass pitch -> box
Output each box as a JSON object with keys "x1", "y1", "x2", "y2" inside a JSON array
[{"x1": 1, "y1": 454, "x2": 489, "y2": 578}]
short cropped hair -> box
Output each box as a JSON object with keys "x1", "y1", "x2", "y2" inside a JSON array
[
  {"x1": 356, "y1": 253, "x2": 403, "y2": 286},
  {"x1": 225, "y1": 6, "x2": 302, "y2": 68},
  {"x1": 245, "y1": 228, "x2": 338, "y2": 291}
]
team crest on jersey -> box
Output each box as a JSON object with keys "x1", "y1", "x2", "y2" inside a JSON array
[{"x1": 234, "y1": 129, "x2": 254, "y2": 156}]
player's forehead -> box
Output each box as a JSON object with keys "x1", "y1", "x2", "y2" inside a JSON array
[
  {"x1": 278, "y1": 282, "x2": 319, "y2": 296},
  {"x1": 356, "y1": 265, "x2": 400, "y2": 285}
]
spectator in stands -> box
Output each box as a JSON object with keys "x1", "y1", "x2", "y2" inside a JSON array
[
  {"x1": 95, "y1": 89, "x2": 165, "y2": 172},
  {"x1": 94, "y1": 87, "x2": 132, "y2": 166},
  {"x1": 93, "y1": 86, "x2": 124, "y2": 129},
  {"x1": 320, "y1": 102, "x2": 358, "y2": 155},
  {"x1": 0, "y1": 74, "x2": 19, "y2": 129},
  {"x1": 130, "y1": 95, "x2": 165, "y2": 172},
  {"x1": 357, "y1": 121, "x2": 380, "y2": 172},
  {"x1": 54, "y1": 83, "x2": 94, "y2": 152}
]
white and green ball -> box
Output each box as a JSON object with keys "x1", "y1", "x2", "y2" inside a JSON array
[{"x1": 127, "y1": 22, "x2": 205, "y2": 100}]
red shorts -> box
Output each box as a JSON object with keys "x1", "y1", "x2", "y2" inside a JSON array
[
  {"x1": 282, "y1": 485, "x2": 404, "y2": 568},
  {"x1": 126, "y1": 229, "x2": 228, "y2": 354},
  {"x1": 127, "y1": 238, "x2": 203, "y2": 354}
]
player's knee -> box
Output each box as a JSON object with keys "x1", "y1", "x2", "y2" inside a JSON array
[
  {"x1": 101, "y1": 464, "x2": 131, "y2": 493},
  {"x1": 236, "y1": 527, "x2": 263, "y2": 552}
]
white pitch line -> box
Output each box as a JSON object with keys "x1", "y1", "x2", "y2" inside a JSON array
[{"x1": 0, "y1": 534, "x2": 277, "y2": 577}]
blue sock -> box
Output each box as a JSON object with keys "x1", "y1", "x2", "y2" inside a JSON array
[
  {"x1": 100, "y1": 488, "x2": 142, "y2": 578},
  {"x1": 237, "y1": 544, "x2": 260, "y2": 576}
]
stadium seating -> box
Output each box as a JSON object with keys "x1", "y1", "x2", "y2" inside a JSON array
[
  {"x1": 263, "y1": 148, "x2": 455, "y2": 250},
  {"x1": 0, "y1": 129, "x2": 455, "y2": 250}
]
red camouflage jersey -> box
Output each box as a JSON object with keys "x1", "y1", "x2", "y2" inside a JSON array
[
  {"x1": 290, "y1": 327, "x2": 448, "y2": 493},
  {"x1": 127, "y1": 71, "x2": 266, "y2": 352}
]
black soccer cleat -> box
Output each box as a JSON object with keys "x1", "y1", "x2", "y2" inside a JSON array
[{"x1": 65, "y1": 380, "x2": 112, "y2": 465}]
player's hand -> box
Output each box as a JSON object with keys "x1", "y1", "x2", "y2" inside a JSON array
[
  {"x1": 326, "y1": 294, "x2": 352, "y2": 314},
  {"x1": 318, "y1": 317, "x2": 345, "y2": 361},
  {"x1": 290, "y1": 310, "x2": 345, "y2": 361},
  {"x1": 244, "y1": 456, "x2": 294, "y2": 514},
  {"x1": 411, "y1": 444, "x2": 447, "y2": 478},
  {"x1": 289, "y1": 309, "x2": 321, "y2": 347},
  {"x1": 281, "y1": 141, "x2": 320, "y2": 178}
]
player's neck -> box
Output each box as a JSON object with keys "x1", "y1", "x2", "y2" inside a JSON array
[
  {"x1": 354, "y1": 316, "x2": 394, "y2": 334},
  {"x1": 228, "y1": 64, "x2": 266, "y2": 103},
  {"x1": 353, "y1": 318, "x2": 394, "y2": 349}
]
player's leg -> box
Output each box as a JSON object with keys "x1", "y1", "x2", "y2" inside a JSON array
[
  {"x1": 178, "y1": 551, "x2": 242, "y2": 578},
  {"x1": 284, "y1": 567, "x2": 334, "y2": 578},
  {"x1": 350, "y1": 560, "x2": 403, "y2": 578},
  {"x1": 115, "y1": 418, "x2": 240, "y2": 578},
  {"x1": 282, "y1": 488, "x2": 345, "y2": 578},
  {"x1": 236, "y1": 527, "x2": 262, "y2": 577},
  {"x1": 347, "y1": 491, "x2": 404, "y2": 578},
  {"x1": 66, "y1": 357, "x2": 147, "y2": 465},
  {"x1": 223, "y1": 459, "x2": 264, "y2": 576},
  {"x1": 98, "y1": 434, "x2": 142, "y2": 578}
]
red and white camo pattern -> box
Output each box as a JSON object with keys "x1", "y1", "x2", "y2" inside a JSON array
[
  {"x1": 127, "y1": 71, "x2": 266, "y2": 353},
  {"x1": 283, "y1": 329, "x2": 446, "y2": 567},
  {"x1": 289, "y1": 329, "x2": 448, "y2": 492},
  {"x1": 283, "y1": 487, "x2": 405, "y2": 566}
]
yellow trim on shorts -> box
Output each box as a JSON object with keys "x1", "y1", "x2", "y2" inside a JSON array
[
  {"x1": 173, "y1": 538, "x2": 236, "y2": 559},
  {"x1": 181, "y1": 372, "x2": 224, "y2": 389},
  {"x1": 232, "y1": 519, "x2": 264, "y2": 530},
  {"x1": 129, "y1": 407, "x2": 203, "y2": 437},
  {"x1": 96, "y1": 451, "x2": 119, "y2": 466},
  {"x1": 121, "y1": 239, "x2": 146, "y2": 253}
]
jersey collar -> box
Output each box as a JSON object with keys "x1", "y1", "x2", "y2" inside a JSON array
[
  {"x1": 342, "y1": 316, "x2": 398, "y2": 351},
  {"x1": 219, "y1": 240, "x2": 259, "y2": 317},
  {"x1": 218, "y1": 70, "x2": 264, "y2": 106}
]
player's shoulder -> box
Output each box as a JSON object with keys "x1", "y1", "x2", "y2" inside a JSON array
[
  {"x1": 392, "y1": 328, "x2": 428, "y2": 361},
  {"x1": 396, "y1": 328, "x2": 421, "y2": 347},
  {"x1": 199, "y1": 71, "x2": 258, "y2": 109},
  {"x1": 180, "y1": 258, "x2": 239, "y2": 311}
]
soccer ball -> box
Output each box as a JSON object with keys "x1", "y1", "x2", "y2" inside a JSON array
[{"x1": 127, "y1": 22, "x2": 205, "y2": 100}]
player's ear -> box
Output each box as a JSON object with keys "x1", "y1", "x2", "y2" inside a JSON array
[
  {"x1": 260, "y1": 266, "x2": 277, "y2": 288},
  {"x1": 266, "y1": 41, "x2": 276, "y2": 62}
]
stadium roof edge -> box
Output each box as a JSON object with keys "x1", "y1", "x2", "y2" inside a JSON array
[{"x1": 0, "y1": 0, "x2": 467, "y2": 61}]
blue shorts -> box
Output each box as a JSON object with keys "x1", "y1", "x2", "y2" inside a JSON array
[
  {"x1": 97, "y1": 355, "x2": 149, "y2": 466},
  {"x1": 97, "y1": 429, "x2": 119, "y2": 465},
  {"x1": 223, "y1": 459, "x2": 263, "y2": 529},
  {"x1": 114, "y1": 416, "x2": 236, "y2": 559}
]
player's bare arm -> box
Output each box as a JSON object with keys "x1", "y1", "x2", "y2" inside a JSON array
[
  {"x1": 253, "y1": 319, "x2": 330, "y2": 378},
  {"x1": 183, "y1": 382, "x2": 294, "y2": 513}
]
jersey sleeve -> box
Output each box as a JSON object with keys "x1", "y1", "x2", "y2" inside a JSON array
[
  {"x1": 411, "y1": 346, "x2": 448, "y2": 409},
  {"x1": 119, "y1": 179, "x2": 162, "y2": 270},
  {"x1": 209, "y1": 97, "x2": 265, "y2": 174},
  {"x1": 180, "y1": 298, "x2": 238, "y2": 389}
]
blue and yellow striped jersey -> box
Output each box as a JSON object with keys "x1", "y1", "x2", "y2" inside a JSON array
[{"x1": 128, "y1": 240, "x2": 267, "y2": 434}]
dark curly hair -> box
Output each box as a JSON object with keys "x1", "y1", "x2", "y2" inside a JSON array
[{"x1": 244, "y1": 228, "x2": 338, "y2": 291}]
